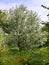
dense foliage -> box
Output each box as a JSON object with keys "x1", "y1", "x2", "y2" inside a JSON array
[
  {"x1": 0, "y1": 47, "x2": 49, "y2": 65},
  {"x1": 0, "y1": 5, "x2": 49, "y2": 65},
  {"x1": 0, "y1": 5, "x2": 47, "y2": 50}
]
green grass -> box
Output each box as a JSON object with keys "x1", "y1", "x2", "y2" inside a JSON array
[{"x1": 0, "y1": 46, "x2": 49, "y2": 65}]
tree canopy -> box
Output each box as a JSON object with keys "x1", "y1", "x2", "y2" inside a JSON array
[{"x1": 0, "y1": 5, "x2": 47, "y2": 50}]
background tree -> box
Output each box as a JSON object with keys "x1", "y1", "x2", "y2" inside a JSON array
[
  {"x1": 0, "y1": 10, "x2": 8, "y2": 49},
  {"x1": 42, "y1": 22, "x2": 49, "y2": 46},
  {"x1": 41, "y1": 4, "x2": 49, "y2": 46},
  {"x1": 41, "y1": 5, "x2": 49, "y2": 16}
]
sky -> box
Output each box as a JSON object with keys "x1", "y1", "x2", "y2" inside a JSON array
[{"x1": 0, "y1": 0, "x2": 49, "y2": 21}]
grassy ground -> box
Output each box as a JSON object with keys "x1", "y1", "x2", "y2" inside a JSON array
[{"x1": 0, "y1": 46, "x2": 49, "y2": 65}]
